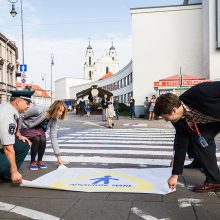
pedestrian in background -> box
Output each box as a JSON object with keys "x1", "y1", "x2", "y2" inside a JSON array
[
  {"x1": 79, "y1": 97, "x2": 86, "y2": 117},
  {"x1": 113, "y1": 97, "x2": 119, "y2": 120},
  {"x1": 106, "y1": 96, "x2": 115, "y2": 128},
  {"x1": 129, "y1": 96, "x2": 135, "y2": 119},
  {"x1": 144, "y1": 96, "x2": 149, "y2": 119},
  {"x1": 101, "y1": 94, "x2": 108, "y2": 121},
  {"x1": 20, "y1": 101, "x2": 68, "y2": 170},
  {"x1": 149, "y1": 95, "x2": 156, "y2": 120},
  {"x1": 85, "y1": 104, "x2": 91, "y2": 117},
  {"x1": 0, "y1": 90, "x2": 34, "y2": 184}
]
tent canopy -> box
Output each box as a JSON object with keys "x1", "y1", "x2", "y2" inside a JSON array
[{"x1": 76, "y1": 85, "x2": 113, "y2": 100}]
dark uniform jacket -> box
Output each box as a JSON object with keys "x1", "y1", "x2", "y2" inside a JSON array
[{"x1": 172, "y1": 81, "x2": 220, "y2": 175}]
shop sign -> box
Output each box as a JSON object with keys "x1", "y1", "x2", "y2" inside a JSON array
[{"x1": 154, "y1": 79, "x2": 210, "y2": 87}]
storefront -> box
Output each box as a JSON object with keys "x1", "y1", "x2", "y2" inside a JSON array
[{"x1": 154, "y1": 74, "x2": 211, "y2": 96}]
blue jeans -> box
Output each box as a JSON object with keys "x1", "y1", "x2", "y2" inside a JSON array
[
  {"x1": 114, "y1": 108, "x2": 119, "y2": 119},
  {"x1": 130, "y1": 106, "x2": 135, "y2": 118}
]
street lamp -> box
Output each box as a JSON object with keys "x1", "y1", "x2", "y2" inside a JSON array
[
  {"x1": 8, "y1": 0, "x2": 25, "y2": 85},
  {"x1": 41, "y1": 73, "x2": 47, "y2": 106},
  {"x1": 51, "y1": 53, "x2": 54, "y2": 104}
]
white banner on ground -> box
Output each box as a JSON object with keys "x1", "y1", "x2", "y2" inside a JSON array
[{"x1": 21, "y1": 166, "x2": 174, "y2": 195}]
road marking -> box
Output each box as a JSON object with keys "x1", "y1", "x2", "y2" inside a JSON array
[
  {"x1": 131, "y1": 207, "x2": 170, "y2": 220},
  {"x1": 45, "y1": 148, "x2": 173, "y2": 156},
  {"x1": 64, "y1": 139, "x2": 173, "y2": 144},
  {"x1": 72, "y1": 136, "x2": 174, "y2": 140},
  {"x1": 68, "y1": 133, "x2": 174, "y2": 137},
  {"x1": 25, "y1": 155, "x2": 195, "y2": 166},
  {"x1": 74, "y1": 120, "x2": 104, "y2": 127},
  {"x1": 47, "y1": 143, "x2": 173, "y2": 149},
  {"x1": 0, "y1": 202, "x2": 60, "y2": 220},
  {"x1": 178, "y1": 198, "x2": 204, "y2": 208}
]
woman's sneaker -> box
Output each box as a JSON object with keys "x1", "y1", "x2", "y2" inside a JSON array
[
  {"x1": 30, "y1": 162, "x2": 38, "y2": 171},
  {"x1": 38, "y1": 161, "x2": 47, "y2": 169}
]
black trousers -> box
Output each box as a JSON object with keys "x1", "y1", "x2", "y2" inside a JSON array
[{"x1": 190, "y1": 122, "x2": 220, "y2": 183}]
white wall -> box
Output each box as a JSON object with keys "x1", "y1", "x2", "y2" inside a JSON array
[
  {"x1": 55, "y1": 77, "x2": 91, "y2": 100},
  {"x1": 203, "y1": 0, "x2": 220, "y2": 80},
  {"x1": 131, "y1": 5, "x2": 202, "y2": 109}
]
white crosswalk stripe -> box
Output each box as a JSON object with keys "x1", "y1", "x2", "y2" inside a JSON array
[
  {"x1": 29, "y1": 127, "x2": 220, "y2": 167},
  {"x1": 36, "y1": 127, "x2": 220, "y2": 167}
]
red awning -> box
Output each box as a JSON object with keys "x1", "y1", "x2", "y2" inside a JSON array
[{"x1": 154, "y1": 74, "x2": 211, "y2": 87}]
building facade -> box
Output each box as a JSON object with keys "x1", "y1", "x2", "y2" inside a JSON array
[{"x1": 0, "y1": 33, "x2": 18, "y2": 103}]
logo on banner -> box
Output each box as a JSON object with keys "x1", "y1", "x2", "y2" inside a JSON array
[{"x1": 49, "y1": 171, "x2": 155, "y2": 192}]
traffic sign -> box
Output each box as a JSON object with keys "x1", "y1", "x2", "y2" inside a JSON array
[
  {"x1": 19, "y1": 64, "x2": 27, "y2": 72},
  {"x1": 21, "y1": 78, "x2": 26, "y2": 83},
  {"x1": 21, "y1": 73, "x2": 27, "y2": 78}
]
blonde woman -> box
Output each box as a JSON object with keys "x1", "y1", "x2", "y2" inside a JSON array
[
  {"x1": 20, "y1": 101, "x2": 67, "y2": 170},
  {"x1": 106, "y1": 97, "x2": 116, "y2": 128}
]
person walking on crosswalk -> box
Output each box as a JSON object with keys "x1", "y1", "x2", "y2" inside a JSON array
[{"x1": 106, "y1": 96, "x2": 115, "y2": 128}]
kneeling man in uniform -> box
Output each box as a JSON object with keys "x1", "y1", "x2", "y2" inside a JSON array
[{"x1": 0, "y1": 90, "x2": 34, "y2": 184}]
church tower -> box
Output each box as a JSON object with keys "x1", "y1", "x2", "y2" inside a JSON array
[
  {"x1": 109, "y1": 42, "x2": 117, "y2": 61},
  {"x1": 84, "y1": 41, "x2": 95, "y2": 80}
]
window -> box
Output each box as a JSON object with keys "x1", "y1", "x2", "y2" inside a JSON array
[
  {"x1": 121, "y1": 95, "x2": 123, "y2": 103},
  {"x1": 89, "y1": 71, "x2": 92, "y2": 79},
  {"x1": 127, "y1": 75, "x2": 130, "y2": 85},
  {"x1": 120, "y1": 79, "x2": 123, "y2": 88},
  {"x1": 124, "y1": 77, "x2": 127, "y2": 87},
  {"x1": 106, "y1": 66, "x2": 109, "y2": 73},
  {"x1": 118, "y1": 80, "x2": 121, "y2": 89},
  {"x1": 89, "y1": 57, "x2": 91, "y2": 65},
  {"x1": 130, "y1": 73, "x2": 133, "y2": 83},
  {"x1": 124, "y1": 94, "x2": 127, "y2": 103}
]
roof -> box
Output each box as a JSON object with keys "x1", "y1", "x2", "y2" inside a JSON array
[
  {"x1": 16, "y1": 82, "x2": 50, "y2": 98},
  {"x1": 99, "y1": 72, "x2": 113, "y2": 80},
  {"x1": 154, "y1": 74, "x2": 211, "y2": 87},
  {"x1": 76, "y1": 85, "x2": 113, "y2": 99},
  {"x1": 159, "y1": 74, "x2": 206, "y2": 81}
]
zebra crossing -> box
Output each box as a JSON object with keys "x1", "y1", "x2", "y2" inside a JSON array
[
  {"x1": 42, "y1": 127, "x2": 177, "y2": 167},
  {"x1": 25, "y1": 127, "x2": 219, "y2": 167}
]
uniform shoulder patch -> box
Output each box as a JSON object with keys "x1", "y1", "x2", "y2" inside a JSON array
[{"x1": 8, "y1": 123, "x2": 16, "y2": 135}]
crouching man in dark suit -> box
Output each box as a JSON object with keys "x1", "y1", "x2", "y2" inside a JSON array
[{"x1": 154, "y1": 81, "x2": 220, "y2": 192}]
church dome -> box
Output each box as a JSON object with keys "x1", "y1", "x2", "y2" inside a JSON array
[
  {"x1": 110, "y1": 45, "x2": 115, "y2": 50},
  {"x1": 87, "y1": 44, "x2": 92, "y2": 49}
]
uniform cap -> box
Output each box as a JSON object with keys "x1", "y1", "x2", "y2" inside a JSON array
[{"x1": 10, "y1": 90, "x2": 35, "y2": 103}]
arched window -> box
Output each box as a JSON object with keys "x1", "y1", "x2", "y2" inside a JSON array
[{"x1": 106, "y1": 66, "x2": 109, "y2": 73}]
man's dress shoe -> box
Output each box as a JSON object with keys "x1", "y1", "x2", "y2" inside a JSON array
[{"x1": 193, "y1": 183, "x2": 220, "y2": 192}]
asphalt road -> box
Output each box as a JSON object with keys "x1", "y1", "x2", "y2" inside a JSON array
[{"x1": 0, "y1": 113, "x2": 220, "y2": 220}]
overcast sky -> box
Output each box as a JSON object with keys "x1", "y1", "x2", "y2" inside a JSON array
[{"x1": 0, "y1": 0, "x2": 189, "y2": 90}]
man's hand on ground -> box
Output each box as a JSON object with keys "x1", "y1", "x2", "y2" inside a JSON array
[
  {"x1": 11, "y1": 171, "x2": 22, "y2": 184},
  {"x1": 168, "y1": 174, "x2": 178, "y2": 190}
]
